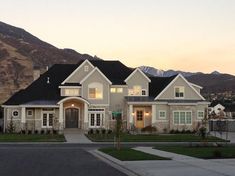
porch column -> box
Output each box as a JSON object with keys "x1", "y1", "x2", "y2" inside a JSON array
[
  {"x1": 129, "y1": 104, "x2": 133, "y2": 124},
  {"x1": 59, "y1": 103, "x2": 63, "y2": 131},
  {"x1": 21, "y1": 107, "x2": 26, "y2": 130},
  {"x1": 84, "y1": 103, "x2": 88, "y2": 130},
  {"x1": 152, "y1": 105, "x2": 156, "y2": 124}
]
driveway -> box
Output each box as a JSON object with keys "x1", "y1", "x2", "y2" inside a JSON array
[
  {"x1": 210, "y1": 131, "x2": 235, "y2": 143},
  {"x1": 0, "y1": 145, "x2": 126, "y2": 176},
  {"x1": 64, "y1": 129, "x2": 93, "y2": 143}
]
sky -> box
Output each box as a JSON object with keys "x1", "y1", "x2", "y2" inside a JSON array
[{"x1": 1, "y1": 0, "x2": 235, "y2": 74}]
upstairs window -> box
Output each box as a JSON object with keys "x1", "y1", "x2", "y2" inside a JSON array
[
  {"x1": 65, "y1": 89, "x2": 79, "y2": 96},
  {"x1": 88, "y1": 82, "x2": 103, "y2": 99},
  {"x1": 175, "y1": 86, "x2": 184, "y2": 98},
  {"x1": 110, "y1": 88, "x2": 123, "y2": 93},
  {"x1": 128, "y1": 86, "x2": 142, "y2": 96}
]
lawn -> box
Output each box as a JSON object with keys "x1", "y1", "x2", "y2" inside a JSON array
[
  {"x1": 155, "y1": 146, "x2": 235, "y2": 159},
  {"x1": 0, "y1": 134, "x2": 66, "y2": 142},
  {"x1": 87, "y1": 133, "x2": 226, "y2": 142},
  {"x1": 99, "y1": 147, "x2": 170, "y2": 161}
]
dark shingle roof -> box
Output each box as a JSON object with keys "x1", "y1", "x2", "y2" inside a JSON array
[
  {"x1": 89, "y1": 60, "x2": 133, "y2": 85},
  {"x1": 4, "y1": 64, "x2": 78, "y2": 105},
  {"x1": 149, "y1": 75, "x2": 177, "y2": 98}
]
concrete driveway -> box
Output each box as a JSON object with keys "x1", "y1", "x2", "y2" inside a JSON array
[{"x1": 64, "y1": 129, "x2": 92, "y2": 143}]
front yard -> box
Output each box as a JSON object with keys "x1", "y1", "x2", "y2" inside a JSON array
[
  {"x1": 155, "y1": 145, "x2": 235, "y2": 159},
  {"x1": 0, "y1": 134, "x2": 66, "y2": 142},
  {"x1": 99, "y1": 147, "x2": 170, "y2": 161},
  {"x1": 87, "y1": 133, "x2": 226, "y2": 142}
]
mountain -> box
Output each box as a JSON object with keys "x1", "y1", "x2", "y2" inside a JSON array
[
  {"x1": 140, "y1": 66, "x2": 235, "y2": 94},
  {"x1": 0, "y1": 21, "x2": 97, "y2": 104}
]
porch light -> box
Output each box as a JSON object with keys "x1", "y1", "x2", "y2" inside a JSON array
[
  {"x1": 145, "y1": 112, "x2": 150, "y2": 116},
  {"x1": 132, "y1": 112, "x2": 135, "y2": 116},
  {"x1": 71, "y1": 104, "x2": 74, "y2": 107}
]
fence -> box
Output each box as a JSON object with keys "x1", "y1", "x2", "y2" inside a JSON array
[{"x1": 209, "y1": 119, "x2": 235, "y2": 132}]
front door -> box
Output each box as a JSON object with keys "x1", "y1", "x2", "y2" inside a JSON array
[
  {"x1": 135, "y1": 110, "x2": 144, "y2": 129},
  {"x1": 65, "y1": 108, "x2": 79, "y2": 128}
]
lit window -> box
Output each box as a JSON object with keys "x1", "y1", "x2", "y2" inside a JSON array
[
  {"x1": 117, "y1": 88, "x2": 123, "y2": 93},
  {"x1": 128, "y1": 85, "x2": 142, "y2": 96},
  {"x1": 175, "y1": 86, "x2": 184, "y2": 98},
  {"x1": 88, "y1": 82, "x2": 103, "y2": 99},
  {"x1": 65, "y1": 89, "x2": 79, "y2": 96},
  {"x1": 110, "y1": 88, "x2": 116, "y2": 93},
  {"x1": 84, "y1": 65, "x2": 89, "y2": 72},
  {"x1": 159, "y1": 111, "x2": 166, "y2": 119},
  {"x1": 198, "y1": 111, "x2": 204, "y2": 119}
]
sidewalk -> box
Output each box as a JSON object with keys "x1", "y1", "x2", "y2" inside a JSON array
[
  {"x1": 93, "y1": 147, "x2": 235, "y2": 176},
  {"x1": 64, "y1": 129, "x2": 93, "y2": 144}
]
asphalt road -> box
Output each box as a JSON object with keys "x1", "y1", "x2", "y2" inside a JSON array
[{"x1": 0, "y1": 144, "x2": 127, "y2": 176}]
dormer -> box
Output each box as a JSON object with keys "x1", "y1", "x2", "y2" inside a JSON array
[{"x1": 125, "y1": 68, "x2": 151, "y2": 96}]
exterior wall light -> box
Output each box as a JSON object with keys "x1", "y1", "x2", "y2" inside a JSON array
[{"x1": 71, "y1": 104, "x2": 74, "y2": 107}]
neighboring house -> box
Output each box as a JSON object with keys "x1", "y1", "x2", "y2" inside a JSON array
[
  {"x1": 2, "y1": 59, "x2": 209, "y2": 133},
  {"x1": 208, "y1": 103, "x2": 225, "y2": 115}
]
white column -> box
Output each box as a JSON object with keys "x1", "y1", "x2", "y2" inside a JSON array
[
  {"x1": 152, "y1": 104, "x2": 157, "y2": 123},
  {"x1": 84, "y1": 103, "x2": 88, "y2": 123},
  {"x1": 129, "y1": 105, "x2": 133, "y2": 124},
  {"x1": 21, "y1": 107, "x2": 26, "y2": 123},
  {"x1": 59, "y1": 103, "x2": 63, "y2": 131}
]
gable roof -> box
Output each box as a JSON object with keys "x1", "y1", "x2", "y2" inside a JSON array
[
  {"x1": 4, "y1": 64, "x2": 78, "y2": 105},
  {"x1": 89, "y1": 60, "x2": 133, "y2": 85},
  {"x1": 124, "y1": 68, "x2": 151, "y2": 83},
  {"x1": 154, "y1": 74, "x2": 205, "y2": 100},
  {"x1": 149, "y1": 75, "x2": 177, "y2": 98}
]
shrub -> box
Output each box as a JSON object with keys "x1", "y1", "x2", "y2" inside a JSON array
[
  {"x1": 199, "y1": 126, "x2": 207, "y2": 139},
  {"x1": 163, "y1": 128, "x2": 168, "y2": 133},
  {"x1": 101, "y1": 129, "x2": 106, "y2": 134},
  {"x1": 141, "y1": 126, "x2": 157, "y2": 133},
  {"x1": 107, "y1": 129, "x2": 112, "y2": 134},
  {"x1": 21, "y1": 130, "x2": 26, "y2": 134},
  {"x1": 34, "y1": 130, "x2": 38, "y2": 134},
  {"x1": 170, "y1": 129, "x2": 175, "y2": 134},
  {"x1": 53, "y1": 130, "x2": 58, "y2": 135},
  {"x1": 46, "y1": 130, "x2": 51, "y2": 134},
  {"x1": 213, "y1": 150, "x2": 222, "y2": 158},
  {"x1": 27, "y1": 130, "x2": 32, "y2": 134},
  {"x1": 40, "y1": 130, "x2": 45, "y2": 134},
  {"x1": 96, "y1": 129, "x2": 100, "y2": 134},
  {"x1": 88, "y1": 129, "x2": 94, "y2": 135}
]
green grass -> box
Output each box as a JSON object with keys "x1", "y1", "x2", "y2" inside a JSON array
[
  {"x1": 99, "y1": 147, "x2": 170, "y2": 161},
  {"x1": 0, "y1": 134, "x2": 66, "y2": 142},
  {"x1": 87, "y1": 133, "x2": 226, "y2": 142},
  {"x1": 155, "y1": 146, "x2": 235, "y2": 159}
]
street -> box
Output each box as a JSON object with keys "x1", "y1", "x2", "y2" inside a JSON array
[{"x1": 0, "y1": 144, "x2": 127, "y2": 176}]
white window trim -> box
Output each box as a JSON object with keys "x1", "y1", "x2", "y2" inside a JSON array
[
  {"x1": 174, "y1": 86, "x2": 185, "y2": 99},
  {"x1": 197, "y1": 110, "x2": 204, "y2": 120},
  {"x1": 27, "y1": 110, "x2": 33, "y2": 117},
  {"x1": 12, "y1": 110, "x2": 19, "y2": 118},
  {"x1": 142, "y1": 89, "x2": 148, "y2": 96},
  {"x1": 41, "y1": 109, "x2": 55, "y2": 128},
  {"x1": 173, "y1": 110, "x2": 192, "y2": 125},
  {"x1": 88, "y1": 108, "x2": 105, "y2": 128},
  {"x1": 159, "y1": 110, "x2": 166, "y2": 119}
]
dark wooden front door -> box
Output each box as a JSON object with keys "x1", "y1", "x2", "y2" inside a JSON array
[{"x1": 65, "y1": 108, "x2": 79, "y2": 128}]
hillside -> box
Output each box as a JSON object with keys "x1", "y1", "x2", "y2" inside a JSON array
[{"x1": 0, "y1": 21, "x2": 96, "y2": 104}]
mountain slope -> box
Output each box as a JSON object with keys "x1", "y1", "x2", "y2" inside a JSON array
[{"x1": 0, "y1": 21, "x2": 96, "y2": 104}]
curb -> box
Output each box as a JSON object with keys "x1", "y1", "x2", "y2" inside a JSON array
[{"x1": 89, "y1": 150, "x2": 141, "y2": 176}]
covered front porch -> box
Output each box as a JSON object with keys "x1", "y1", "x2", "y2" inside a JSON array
[{"x1": 57, "y1": 97, "x2": 89, "y2": 132}]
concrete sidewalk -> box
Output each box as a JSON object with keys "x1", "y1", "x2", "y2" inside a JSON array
[
  {"x1": 64, "y1": 129, "x2": 93, "y2": 144},
  {"x1": 93, "y1": 147, "x2": 235, "y2": 176}
]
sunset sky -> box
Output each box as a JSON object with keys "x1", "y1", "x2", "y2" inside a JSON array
[{"x1": 1, "y1": 0, "x2": 235, "y2": 74}]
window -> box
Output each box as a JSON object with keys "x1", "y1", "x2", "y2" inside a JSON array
[
  {"x1": 142, "y1": 89, "x2": 146, "y2": 96},
  {"x1": 136, "y1": 110, "x2": 143, "y2": 121},
  {"x1": 27, "y1": 110, "x2": 33, "y2": 117},
  {"x1": 159, "y1": 111, "x2": 166, "y2": 119},
  {"x1": 12, "y1": 110, "x2": 19, "y2": 118},
  {"x1": 84, "y1": 65, "x2": 89, "y2": 72},
  {"x1": 65, "y1": 89, "x2": 79, "y2": 96},
  {"x1": 128, "y1": 85, "x2": 142, "y2": 96},
  {"x1": 42, "y1": 113, "x2": 54, "y2": 128},
  {"x1": 88, "y1": 82, "x2": 103, "y2": 99},
  {"x1": 117, "y1": 88, "x2": 123, "y2": 93},
  {"x1": 175, "y1": 86, "x2": 184, "y2": 98},
  {"x1": 88, "y1": 109, "x2": 104, "y2": 128},
  {"x1": 173, "y1": 111, "x2": 192, "y2": 125},
  {"x1": 110, "y1": 88, "x2": 116, "y2": 93},
  {"x1": 197, "y1": 111, "x2": 204, "y2": 119}
]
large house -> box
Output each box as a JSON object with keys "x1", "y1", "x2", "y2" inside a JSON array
[{"x1": 2, "y1": 59, "x2": 209, "y2": 133}]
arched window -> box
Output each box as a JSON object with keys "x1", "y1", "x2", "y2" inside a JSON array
[{"x1": 88, "y1": 82, "x2": 103, "y2": 99}]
